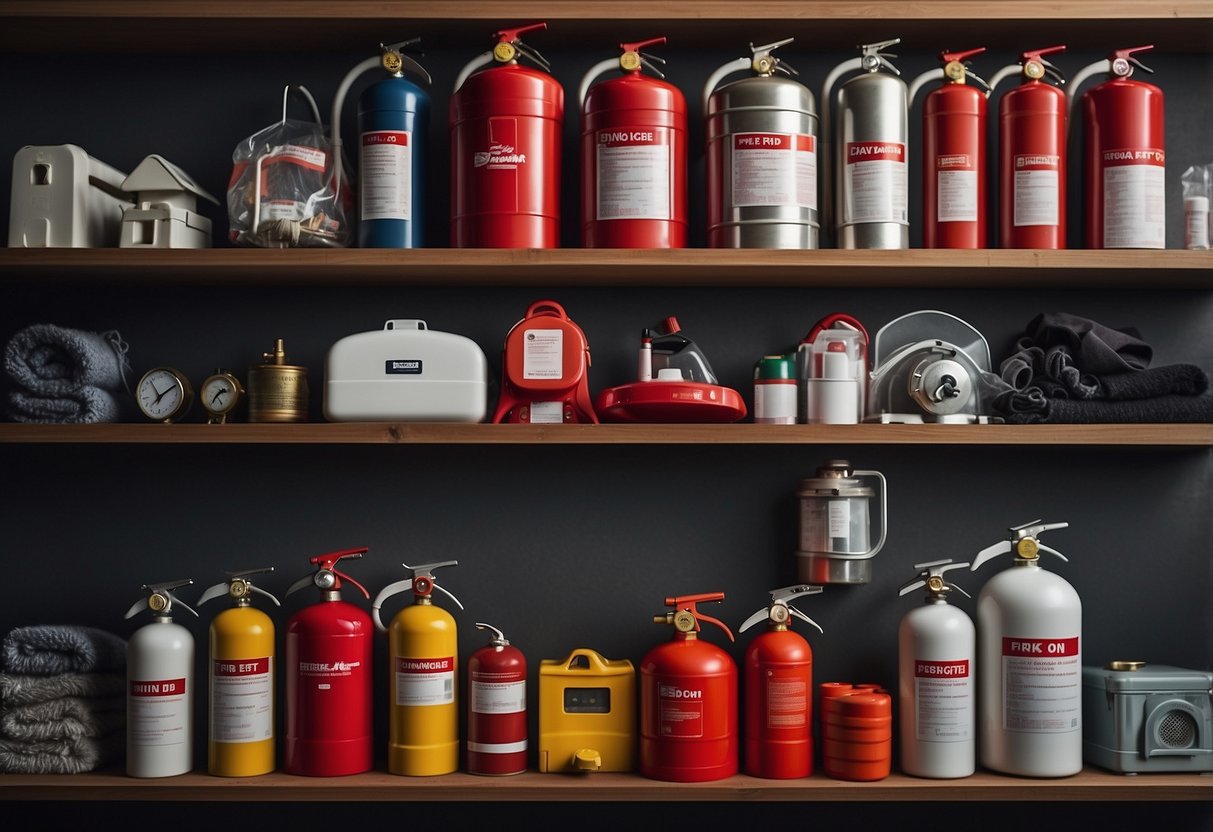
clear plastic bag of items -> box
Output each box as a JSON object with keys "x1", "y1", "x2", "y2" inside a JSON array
[
  {"x1": 1181, "y1": 162, "x2": 1211, "y2": 250},
  {"x1": 227, "y1": 86, "x2": 353, "y2": 248}
]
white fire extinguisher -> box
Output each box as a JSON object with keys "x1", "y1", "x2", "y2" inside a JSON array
[
  {"x1": 970, "y1": 520, "x2": 1082, "y2": 777},
  {"x1": 124, "y1": 579, "x2": 198, "y2": 778},
  {"x1": 821, "y1": 38, "x2": 908, "y2": 249},
  {"x1": 897, "y1": 559, "x2": 975, "y2": 779}
]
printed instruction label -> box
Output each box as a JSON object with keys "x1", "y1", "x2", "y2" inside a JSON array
[
  {"x1": 844, "y1": 142, "x2": 907, "y2": 223},
  {"x1": 527, "y1": 401, "x2": 563, "y2": 423},
  {"x1": 764, "y1": 667, "x2": 808, "y2": 730},
  {"x1": 731, "y1": 133, "x2": 816, "y2": 209},
  {"x1": 914, "y1": 659, "x2": 972, "y2": 742},
  {"x1": 212, "y1": 657, "x2": 272, "y2": 743},
  {"x1": 1013, "y1": 155, "x2": 1060, "y2": 227},
  {"x1": 658, "y1": 683, "x2": 704, "y2": 738},
  {"x1": 396, "y1": 656, "x2": 455, "y2": 707},
  {"x1": 1001, "y1": 637, "x2": 1080, "y2": 733},
  {"x1": 522, "y1": 329, "x2": 563, "y2": 380},
  {"x1": 360, "y1": 130, "x2": 411, "y2": 221},
  {"x1": 471, "y1": 673, "x2": 526, "y2": 714},
  {"x1": 597, "y1": 127, "x2": 671, "y2": 220},
  {"x1": 1102, "y1": 148, "x2": 1165, "y2": 248},
  {"x1": 936, "y1": 155, "x2": 978, "y2": 223},
  {"x1": 827, "y1": 499, "x2": 851, "y2": 540},
  {"x1": 129, "y1": 677, "x2": 188, "y2": 747},
  {"x1": 264, "y1": 143, "x2": 327, "y2": 171}
]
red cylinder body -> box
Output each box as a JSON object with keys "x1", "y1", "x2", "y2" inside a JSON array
[
  {"x1": 284, "y1": 599, "x2": 373, "y2": 776},
  {"x1": 1082, "y1": 77, "x2": 1165, "y2": 249},
  {"x1": 640, "y1": 634, "x2": 738, "y2": 782},
  {"x1": 581, "y1": 71, "x2": 687, "y2": 248},
  {"x1": 923, "y1": 82, "x2": 987, "y2": 248},
  {"x1": 744, "y1": 627, "x2": 812, "y2": 779},
  {"x1": 467, "y1": 642, "x2": 528, "y2": 776},
  {"x1": 450, "y1": 63, "x2": 563, "y2": 248},
  {"x1": 999, "y1": 81, "x2": 1067, "y2": 248},
  {"x1": 819, "y1": 682, "x2": 893, "y2": 781}
]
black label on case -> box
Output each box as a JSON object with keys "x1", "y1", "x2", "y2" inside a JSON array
[{"x1": 385, "y1": 359, "x2": 422, "y2": 375}]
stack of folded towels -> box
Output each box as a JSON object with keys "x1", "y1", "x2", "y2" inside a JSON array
[
  {"x1": 0, "y1": 625, "x2": 127, "y2": 773},
  {"x1": 3, "y1": 323, "x2": 130, "y2": 423},
  {"x1": 994, "y1": 312, "x2": 1213, "y2": 424}
]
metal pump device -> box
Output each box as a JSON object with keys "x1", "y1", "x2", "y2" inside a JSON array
[
  {"x1": 739, "y1": 585, "x2": 824, "y2": 634},
  {"x1": 197, "y1": 567, "x2": 281, "y2": 609},
  {"x1": 371, "y1": 560, "x2": 464, "y2": 631},
  {"x1": 702, "y1": 38, "x2": 799, "y2": 114},
  {"x1": 125, "y1": 579, "x2": 198, "y2": 621},
  {"x1": 899, "y1": 559, "x2": 971, "y2": 601},
  {"x1": 654, "y1": 592, "x2": 735, "y2": 642},
  {"x1": 971, "y1": 519, "x2": 1070, "y2": 570},
  {"x1": 285, "y1": 547, "x2": 371, "y2": 601},
  {"x1": 908, "y1": 48, "x2": 991, "y2": 106}
]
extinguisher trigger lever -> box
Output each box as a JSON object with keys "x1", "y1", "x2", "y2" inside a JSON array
[
  {"x1": 695, "y1": 610, "x2": 735, "y2": 643},
  {"x1": 787, "y1": 605, "x2": 824, "y2": 633},
  {"x1": 431, "y1": 582, "x2": 466, "y2": 611}
]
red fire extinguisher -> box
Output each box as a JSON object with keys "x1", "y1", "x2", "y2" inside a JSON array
[
  {"x1": 738, "y1": 585, "x2": 824, "y2": 779},
  {"x1": 640, "y1": 592, "x2": 737, "y2": 782},
  {"x1": 283, "y1": 548, "x2": 374, "y2": 777},
  {"x1": 450, "y1": 22, "x2": 562, "y2": 248},
  {"x1": 467, "y1": 623, "x2": 528, "y2": 776},
  {"x1": 578, "y1": 36, "x2": 687, "y2": 248},
  {"x1": 990, "y1": 46, "x2": 1068, "y2": 249},
  {"x1": 1070, "y1": 45, "x2": 1165, "y2": 249},
  {"x1": 908, "y1": 48, "x2": 990, "y2": 248}
]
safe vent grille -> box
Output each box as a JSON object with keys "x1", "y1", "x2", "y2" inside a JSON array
[{"x1": 1157, "y1": 710, "x2": 1197, "y2": 748}]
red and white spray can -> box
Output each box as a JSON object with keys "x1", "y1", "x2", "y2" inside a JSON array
[
  {"x1": 450, "y1": 22, "x2": 562, "y2": 248},
  {"x1": 908, "y1": 48, "x2": 990, "y2": 248},
  {"x1": 283, "y1": 548, "x2": 374, "y2": 777},
  {"x1": 738, "y1": 585, "x2": 824, "y2": 779},
  {"x1": 990, "y1": 46, "x2": 1068, "y2": 249},
  {"x1": 1070, "y1": 46, "x2": 1165, "y2": 249},
  {"x1": 579, "y1": 37, "x2": 686, "y2": 248},
  {"x1": 640, "y1": 592, "x2": 737, "y2": 782},
  {"x1": 467, "y1": 623, "x2": 528, "y2": 775}
]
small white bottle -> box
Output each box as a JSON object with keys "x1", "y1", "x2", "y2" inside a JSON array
[
  {"x1": 897, "y1": 559, "x2": 975, "y2": 778},
  {"x1": 125, "y1": 579, "x2": 198, "y2": 778}
]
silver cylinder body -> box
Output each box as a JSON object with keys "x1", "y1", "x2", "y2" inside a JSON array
[
  {"x1": 835, "y1": 71, "x2": 908, "y2": 249},
  {"x1": 706, "y1": 75, "x2": 819, "y2": 249}
]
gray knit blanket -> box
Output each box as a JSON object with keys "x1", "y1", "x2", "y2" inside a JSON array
[
  {"x1": 1, "y1": 625, "x2": 127, "y2": 676},
  {"x1": 3, "y1": 323, "x2": 130, "y2": 423},
  {"x1": 0, "y1": 672, "x2": 126, "y2": 707},
  {"x1": 0, "y1": 733, "x2": 124, "y2": 774},
  {"x1": 1, "y1": 696, "x2": 125, "y2": 742}
]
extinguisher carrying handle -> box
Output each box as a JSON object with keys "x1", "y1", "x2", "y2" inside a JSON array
[
  {"x1": 665, "y1": 592, "x2": 735, "y2": 642},
  {"x1": 579, "y1": 38, "x2": 669, "y2": 109},
  {"x1": 124, "y1": 579, "x2": 198, "y2": 620},
  {"x1": 801, "y1": 313, "x2": 870, "y2": 369},
  {"x1": 526, "y1": 300, "x2": 569, "y2": 320},
  {"x1": 1067, "y1": 46, "x2": 1153, "y2": 121}
]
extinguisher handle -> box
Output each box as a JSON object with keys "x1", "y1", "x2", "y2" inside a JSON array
[
  {"x1": 526, "y1": 300, "x2": 568, "y2": 320},
  {"x1": 332, "y1": 568, "x2": 371, "y2": 600},
  {"x1": 694, "y1": 610, "x2": 735, "y2": 643},
  {"x1": 701, "y1": 57, "x2": 751, "y2": 114},
  {"x1": 495, "y1": 22, "x2": 548, "y2": 44},
  {"x1": 371, "y1": 577, "x2": 414, "y2": 631},
  {"x1": 622, "y1": 36, "x2": 667, "y2": 55}
]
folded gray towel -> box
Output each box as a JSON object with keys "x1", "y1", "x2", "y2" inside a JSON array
[
  {"x1": 1, "y1": 696, "x2": 125, "y2": 742},
  {"x1": 7, "y1": 386, "x2": 123, "y2": 424},
  {"x1": 2, "y1": 626, "x2": 127, "y2": 676},
  {"x1": 3, "y1": 324, "x2": 126, "y2": 396},
  {"x1": 0, "y1": 672, "x2": 126, "y2": 707},
  {"x1": 0, "y1": 732, "x2": 123, "y2": 774}
]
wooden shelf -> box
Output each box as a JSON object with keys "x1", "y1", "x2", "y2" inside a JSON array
[
  {"x1": 1, "y1": 423, "x2": 1210, "y2": 446},
  {"x1": 0, "y1": 249, "x2": 1209, "y2": 288},
  {"x1": 0, "y1": 767, "x2": 1209, "y2": 802},
  {"x1": 2, "y1": 1, "x2": 1211, "y2": 52}
]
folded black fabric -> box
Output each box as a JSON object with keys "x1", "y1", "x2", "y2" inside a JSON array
[
  {"x1": 1022, "y1": 311, "x2": 1152, "y2": 374},
  {"x1": 1005, "y1": 394, "x2": 1213, "y2": 424}
]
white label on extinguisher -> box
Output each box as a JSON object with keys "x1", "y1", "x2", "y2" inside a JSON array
[
  {"x1": 844, "y1": 142, "x2": 907, "y2": 223},
  {"x1": 1001, "y1": 637, "x2": 1080, "y2": 733},
  {"x1": 129, "y1": 677, "x2": 188, "y2": 747},
  {"x1": 753, "y1": 379, "x2": 797, "y2": 425},
  {"x1": 596, "y1": 128, "x2": 671, "y2": 220},
  {"x1": 471, "y1": 677, "x2": 526, "y2": 714},
  {"x1": 1102, "y1": 148, "x2": 1166, "y2": 248},
  {"x1": 211, "y1": 657, "x2": 272, "y2": 743},
  {"x1": 765, "y1": 668, "x2": 808, "y2": 729},
  {"x1": 914, "y1": 659, "x2": 972, "y2": 742},
  {"x1": 731, "y1": 133, "x2": 816, "y2": 209},
  {"x1": 522, "y1": 329, "x2": 563, "y2": 379},
  {"x1": 1013, "y1": 155, "x2": 1060, "y2": 227},
  {"x1": 827, "y1": 499, "x2": 850, "y2": 539},
  {"x1": 360, "y1": 131, "x2": 411, "y2": 221},
  {"x1": 936, "y1": 155, "x2": 977, "y2": 223},
  {"x1": 658, "y1": 683, "x2": 704, "y2": 737},
  {"x1": 395, "y1": 656, "x2": 455, "y2": 707}
]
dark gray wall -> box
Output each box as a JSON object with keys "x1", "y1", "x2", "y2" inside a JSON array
[{"x1": 1, "y1": 34, "x2": 1210, "y2": 829}]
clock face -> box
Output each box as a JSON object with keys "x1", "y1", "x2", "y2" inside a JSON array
[
  {"x1": 201, "y1": 374, "x2": 239, "y2": 415},
  {"x1": 137, "y1": 368, "x2": 191, "y2": 422}
]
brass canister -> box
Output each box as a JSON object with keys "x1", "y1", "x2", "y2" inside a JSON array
[{"x1": 248, "y1": 338, "x2": 309, "y2": 422}]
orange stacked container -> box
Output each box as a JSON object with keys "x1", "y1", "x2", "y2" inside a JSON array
[{"x1": 819, "y1": 682, "x2": 893, "y2": 780}]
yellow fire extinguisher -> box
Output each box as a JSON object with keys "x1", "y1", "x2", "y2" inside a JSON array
[
  {"x1": 196, "y1": 567, "x2": 280, "y2": 777},
  {"x1": 372, "y1": 560, "x2": 464, "y2": 775}
]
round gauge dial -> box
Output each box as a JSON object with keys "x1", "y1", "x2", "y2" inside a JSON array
[
  {"x1": 136, "y1": 367, "x2": 193, "y2": 423},
  {"x1": 200, "y1": 371, "x2": 244, "y2": 422}
]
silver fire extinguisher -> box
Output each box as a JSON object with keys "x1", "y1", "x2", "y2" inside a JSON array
[{"x1": 821, "y1": 39, "x2": 908, "y2": 249}]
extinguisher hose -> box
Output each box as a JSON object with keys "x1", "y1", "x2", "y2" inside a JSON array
[
  {"x1": 331, "y1": 56, "x2": 384, "y2": 205},
  {"x1": 578, "y1": 58, "x2": 621, "y2": 110},
  {"x1": 1065, "y1": 60, "x2": 1110, "y2": 125},
  {"x1": 819, "y1": 57, "x2": 863, "y2": 238}
]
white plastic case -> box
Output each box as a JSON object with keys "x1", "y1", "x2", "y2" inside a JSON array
[{"x1": 324, "y1": 320, "x2": 488, "y2": 422}]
